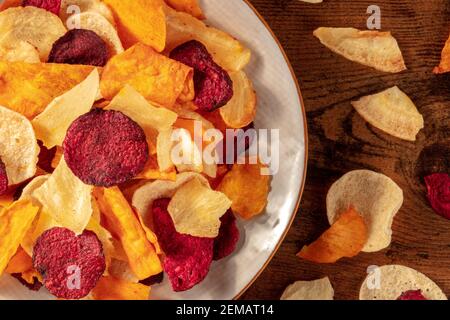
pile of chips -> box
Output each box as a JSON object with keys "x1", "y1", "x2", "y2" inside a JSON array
[{"x1": 0, "y1": 0, "x2": 268, "y2": 300}]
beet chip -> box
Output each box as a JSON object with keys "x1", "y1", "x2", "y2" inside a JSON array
[
  {"x1": 152, "y1": 199, "x2": 214, "y2": 292},
  {"x1": 397, "y1": 290, "x2": 428, "y2": 300},
  {"x1": 48, "y1": 29, "x2": 109, "y2": 66},
  {"x1": 424, "y1": 173, "x2": 450, "y2": 220},
  {"x1": 63, "y1": 109, "x2": 148, "y2": 187},
  {"x1": 170, "y1": 40, "x2": 233, "y2": 112},
  {"x1": 213, "y1": 210, "x2": 240, "y2": 260},
  {"x1": 0, "y1": 157, "x2": 8, "y2": 196},
  {"x1": 32, "y1": 227, "x2": 106, "y2": 299},
  {"x1": 22, "y1": 0, "x2": 61, "y2": 15}
]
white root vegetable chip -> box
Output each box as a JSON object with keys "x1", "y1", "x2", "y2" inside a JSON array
[
  {"x1": 313, "y1": 27, "x2": 406, "y2": 73},
  {"x1": 0, "y1": 40, "x2": 40, "y2": 63},
  {"x1": 360, "y1": 265, "x2": 447, "y2": 300},
  {"x1": 281, "y1": 277, "x2": 334, "y2": 300},
  {"x1": 60, "y1": 0, "x2": 115, "y2": 25},
  {"x1": 327, "y1": 170, "x2": 403, "y2": 253},
  {"x1": 0, "y1": 106, "x2": 39, "y2": 185},
  {"x1": 351, "y1": 86, "x2": 424, "y2": 141}
]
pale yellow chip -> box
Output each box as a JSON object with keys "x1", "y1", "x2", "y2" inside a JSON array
[
  {"x1": 313, "y1": 27, "x2": 406, "y2": 73},
  {"x1": 20, "y1": 175, "x2": 50, "y2": 203},
  {"x1": 108, "y1": 258, "x2": 139, "y2": 283},
  {"x1": 171, "y1": 128, "x2": 204, "y2": 174},
  {"x1": 32, "y1": 158, "x2": 93, "y2": 235},
  {"x1": 164, "y1": 4, "x2": 251, "y2": 71},
  {"x1": 60, "y1": 0, "x2": 115, "y2": 25},
  {"x1": 0, "y1": 106, "x2": 39, "y2": 185},
  {"x1": 281, "y1": 277, "x2": 334, "y2": 300},
  {"x1": 32, "y1": 69, "x2": 99, "y2": 148},
  {"x1": 0, "y1": 39, "x2": 40, "y2": 63},
  {"x1": 360, "y1": 265, "x2": 447, "y2": 300},
  {"x1": 168, "y1": 178, "x2": 231, "y2": 238},
  {"x1": 156, "y1": 128, "x2": 175, "y2": 172},
  {"x1": 86, "y1": 208, "x2": 114, "y2": 271},
  {"x1": 351, "y1": 86, "x2": 424, "y2": 141},
  {"x1": 0, "y1": 7, "x2": 66, "y2": 61},
  {"x1": 21, "y1": 210, "x2": 58, "y2": 256},
  {"x1": 327, "y1": 170, "x2": 404, "y2": 253}
]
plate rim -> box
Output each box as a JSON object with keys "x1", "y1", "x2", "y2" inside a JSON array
[{"x1": 233, "y1": 0, "x2": 309, "y2": 299}]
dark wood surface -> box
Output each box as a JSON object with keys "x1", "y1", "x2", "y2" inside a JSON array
[{"x1": 240, "y1": 0, "x2": 450, "y2": 300}]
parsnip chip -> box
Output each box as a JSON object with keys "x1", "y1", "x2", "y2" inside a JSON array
[
  {"x1": 60, "y1": 0, "x2": 115, "y2": 25},
  {"x1": 327, "y1": 170, "x2": 403, "y2": 253},
  {"x1": 168, "y1": 178, "x2": 231, "y2": 238},
  {"x1": 281, "y1": 277, "x2": 334, "y2": 300},
  {"x1": 100, "y1": 43, "x2": 194, "y2": 107},
  {"x1": 351, "y1": 86, "x2": 424, "y2": 141},
  {"x1": 434, "y1": 34, "x2": 450, "y2": 74},
  {"x1": 165, "y1": 0, "x2": 203, "y2": 19},
  {"x1": 0, "y1": 106, "x2": 39, "y2": 185},
  {"x1": 313, "y1": 27, "x2": 406, "y2": 73},
  {"x1": 171, "y1": 128, "x2": 203, "y2": 174},
  {"x1": 102, "y1": 0, "x2": 166, "y2": 51},
  {"x1": 32, "y1": 158, "x2": 93, "y2": 235},
  {"x1": 0, "y1": 6, "x2": 66, "y2": 61},
  {"x1": 21, "y1": 210, "x2": 58, "y2": 256},
  {"x1": 0, "y1": 40, "x2": 40, "y2": 63},
  {"x1": 220, "y1": 70, "x2": 257, "y2": 129},
  {"x1": 0, "y1": 199, "x2": 39, "y2": 275},
  {"x1": 217, "y1": 160, "x2": 270, "y2": 220},
  {"x1": 297, "y1": 207, "x2": 367, "y2": 263},
  {"x1": 0, "y1": 61, "x2": 95, "y2": 119},
  {"x1": 164, "y1": 5, "x2": 251, "y2": 71},
  {"x1": 92, "y1": 276, "x2": 150, "y2": 300},
  {"x1": 32, "y1": 69, "x2": 99, "y2": 148},
  {"x1": 20, "y1": 174, "x2": 50, "y2": 202},
  {"x1": 360, "y1": 265, "x2": 447, "y2": 300},
  {"x1": 156, "y1": 128, "x2": 175, "y2": 172},
  {"x1": 94, "y1": 186, "x2": 162, "y2": 280}
]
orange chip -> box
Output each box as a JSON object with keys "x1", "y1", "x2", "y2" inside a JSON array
[
  {"x1": 136, "y1": 156, "x2": 177, "y2": 181},
  {"x1": 207, "y1": 164, "x2": 229, "y2": 190},
  {"x1": 93, "y1": 186, "x2": 162, "y2": 280},
  {"x1": 165, "y1": 0, "x2": 204, "y2": 19},
  {"x1": 103, "y1": 0, "x2": 166, "y2": 51},
  {"x1": 217, "y1": 159, "x2": 270, "y2": 220},
  {"x1": 5, "y1": 247, "x2": 42, "y2": 284},
  {"x1": 297, "y1": 207, "x2": 368, "y2": 264},
  {"x1": 0, "y1": 61, "x2": 95, "y2": 119},
  {"x1": 434, "y1": 33, "x2": 450, "y2": 74},
  {"x1": 92, "y1": 276, "x2": 150, "y2": 300},
  {"x1": 100, "y1": 43, "x2": 194, "y2": 107},
  {"x1": 0, "y1": 0, "x2": 21, "y2": 11}
]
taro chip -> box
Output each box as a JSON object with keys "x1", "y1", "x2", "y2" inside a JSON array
[
  {"x1": 168, "y1": 178, "x2": 231, "y2": 238},
  {"x1": 313, "y1": 27, "x2": 406, "y2": 73},
  {"x1": 281, "y1": 277, "x2": 334, "y2": 300},
  {"x1": 100, "y1": 43, "x2": 194, "y2": 107},
  {"x1": 59, "y1": 0, "x2": 115, "y2": 25},
  {"x1": 360, "y1": 265, "x2": 447, "y2": 300},
  {"x1": 217, "y1": 159, "x2": 270, "y2": 220},
  {"x1": 424, "y1": 173, "x2": 450, "y2": 220},
  {"x1": 297, "y1": 207, "x2": 368, "y2": 263},
  {"x1": 351, "y1": 86, "x2": 424, "y2": 141},
  {"x1": 434, "y1": 33, "x2": 450, "y2": 74},
  {"x1": 0, "y1": 106, "x2": 39, "y2": 185},
  {"x1": 165, "y1": 0, "x2": 203, "y2": 19},
  {"x1": 92, "y1": 276, "x2": 150, "y2": 300},
  {"x1": 0, "y1": 61, "x2": 94, "y2": 119},
  {"x1": 22, "y1": 0, "x2": 62, "y2": 15},
  {"x1": 102, "y1": 0, "x2": 166, "y2": 51},
  {"x1": 0, "y1": 199, "x2": 39, "y2": 275},
  {"x1": 326, "y1": 170, "x2": 403, "y2": 252},
  {"x1": 32, "y1": 69, "x2": 99, "y2": 148},
  {"x1": 93, "y1": 186, "x2": 162, "y2": 280},
  {"x1": 0, "y1": 39, "x2": 40, "y2": 63},
  {"x1": 213, "y1": 210, "x2": 239, "y2": 260}
]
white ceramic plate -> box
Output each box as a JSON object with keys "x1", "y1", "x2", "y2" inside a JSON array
[{"x1": 0, "y1": 0, "x2": 307, "y2": 300}]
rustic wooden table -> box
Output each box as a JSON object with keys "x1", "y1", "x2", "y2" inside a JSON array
[{"x1": 240, "y1": 0, "x2": 450, "y2": 300}]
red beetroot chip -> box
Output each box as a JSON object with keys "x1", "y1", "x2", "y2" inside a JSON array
[
  {"x1": 170, "y1": 40, "x2": 233, "y2": 112},
  {"x1": 63, "y1": 109, "x2": 148, "y2": 187},
  {"x1": 0, "y1": 157, "x2": 8, "y2": 196},
  {"x1": 424, "y1": 173, "x2": 450, "y2": 220},
  {"x1": 397, "y1": 290, "x2": 428, "y2": 300},
  {"x1": 152, "y1": 198, "x2": 214, "y2": 292},
  {"x1": 213, "y1": 210, "x2": 240, "y2": 260},
  {"x1": 48, "y1": 29, "x2": 109, "y2": 66},
  {"x1": 22, "y1": 0, "x2": 61, "y2": 15},
  {"x1": 32, "y1": 227, "x2": 106, "y2": 299}
]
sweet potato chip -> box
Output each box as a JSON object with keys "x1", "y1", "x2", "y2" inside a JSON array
[
  {"x1": 352, "y1": 86, "x2": 424, "y2": 141},
  {"x1": 60, "y1": 0, "x2": 115, "y2": 25},
  {"x1": 0, "y1": 199, "x2": 39, "y2": 275},
  {"x1": 165, "y1": 0, "x2": 203, "y2": 19},
  {"x1": 0, "y1": 39, "x2": 40, "y2": 63},
  {"x1": 281, "y1": 277, "x2": 334, "y2": 300},
  {"x1": 5, "y1": 247, "x2": 42, "y2": 284},
  {"x1": 0, "y1": 0, "x2": 21, "y2": 11},
  {"x1": 136, "y1": 156, "x2": 177, "y2": 181},
  {"x1": 100, "y1": 43, "x2": 194, "y2": 107},
  {"x1": 92, "y1": 276, "x2": 150, "y2": 300},
  {"x1": 32, "y1": 69, "x2": 99, "y2": 148},
  {"x1": 217, "y1": 159, "x2": 270, "y2": 220},
  {"x1": 0, "y1": 61, "x2": 95, "y2": 119},
  {"x1": 94, "y1": 186, "x2": 162, "y2": 280},
  {"x1": 86, "y1": 213, "x2": 115, "y2": 271},
  {"x1": 102, "y1": 0, "x2": 166, "y2": 51},
  {"x1": 168, "y1": 178, "x2": 231, "y2": 238},
  {"x1": 164, "y1": 5, "x2": 251, "y2": 71},
  {"x1": 434, "y1": 33, "x2": 450, "y2": 74},
  {"x1": 313, "y1": 27, "x2": 406, "y2": 73},
  {"x1": 297, "y1": 207, "x2": 368, "y2": 263},
  {"x1": 0, "y1": 106, "x2": 39, "y2": 185}
]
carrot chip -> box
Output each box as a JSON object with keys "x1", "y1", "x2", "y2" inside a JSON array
[{"x1": 92, "y1": 276, "x2": 150, "y2": 300}]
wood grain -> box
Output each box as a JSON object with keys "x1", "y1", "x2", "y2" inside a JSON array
[{"x1": 240, "y1": 0, "x2": 450, "y2": 300}]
